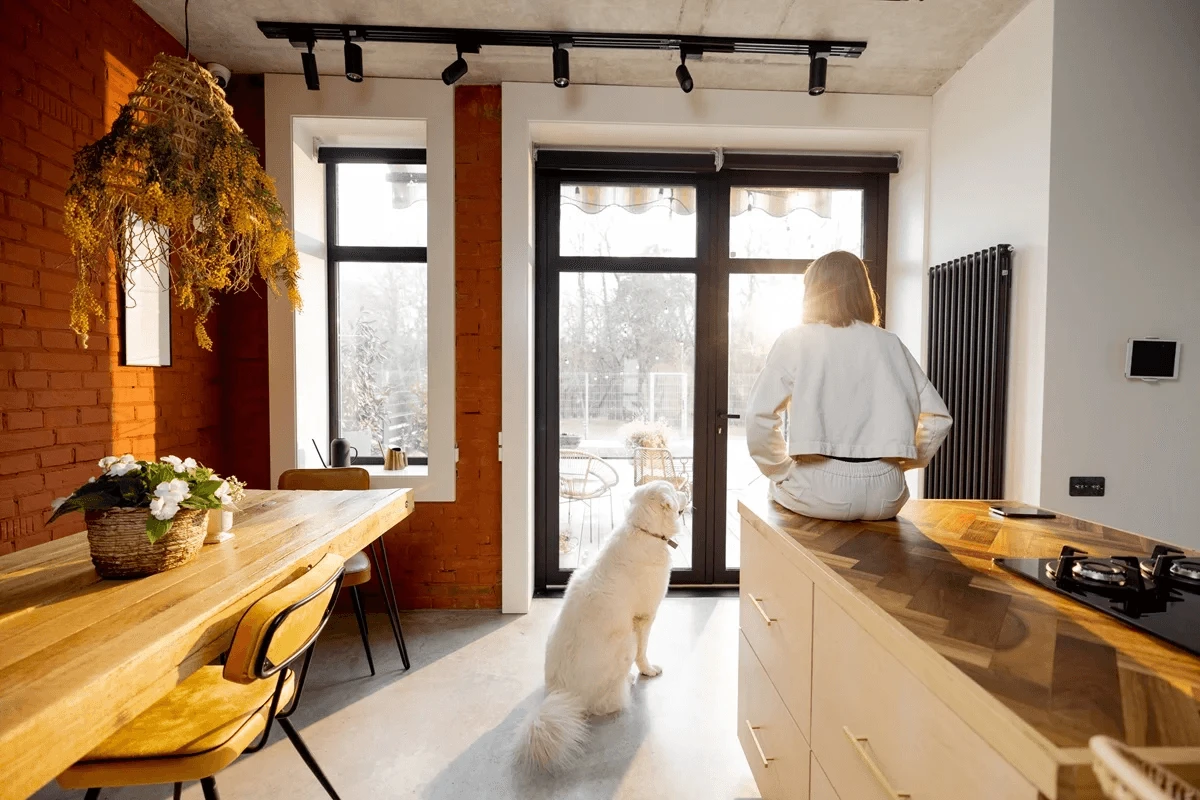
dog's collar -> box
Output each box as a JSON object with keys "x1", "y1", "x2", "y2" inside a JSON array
[{"x1": 634, "y1": 525, "x2": 678, "y2": 549}]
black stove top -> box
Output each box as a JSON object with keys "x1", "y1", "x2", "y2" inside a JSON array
[{"x1": 994, "y1": 545, "x2": 1200, "y2": 657}]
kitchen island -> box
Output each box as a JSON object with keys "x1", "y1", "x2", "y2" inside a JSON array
[{"x1": 737, "y1": 494, "x2": 1200, "y2": 800}]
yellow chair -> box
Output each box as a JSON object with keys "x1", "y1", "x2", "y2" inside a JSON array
[
  {"x1": 277, "y1": 468, "x2": 410, "y2": 672},
  {"x1": 58, "y1": 554, "x2": 348, "y2": 800}
]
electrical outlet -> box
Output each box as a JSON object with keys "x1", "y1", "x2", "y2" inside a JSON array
[{"x1": 1070, "y1": 476, "x2": 1105, "y2": 497}]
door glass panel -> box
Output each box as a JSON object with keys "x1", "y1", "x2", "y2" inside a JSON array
[
  {"x1": 729, "y1": 187, "x2": 863, "y2": 259},
  {"x1": 558, "y1": 272, "x2": 696, "y2": 572},
  {"x1": 336, "y1": 163, "x2": 428, "y2": 247},
  {"x1": 726, "y1": 273, "x2": 806, "y2": 569},
  {"x1": 560, "y1": 184, "x2": 697, "y2": 257}
]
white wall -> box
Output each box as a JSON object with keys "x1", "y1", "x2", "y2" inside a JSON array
[
  {"x1": 501, "y1": 83, "x2": 932, "y2": 611},
  {"x1": 264, "y1": 76, "x2": 458, "y2": 501},
  {"x1": 1040, "y1": 0, "x2": 1200, "y2": 543},
  {"x1": 929, "y1": 0, "x2": 1055, "y2": 505}
]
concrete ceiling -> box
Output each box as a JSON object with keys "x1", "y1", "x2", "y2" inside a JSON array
[{"x1": 133, "y1": 0, "x2": 1031, "y2": 96}]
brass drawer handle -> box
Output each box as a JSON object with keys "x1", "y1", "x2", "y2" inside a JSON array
[
  {"x1": 843, "y1": 727, "x2": 911, "y2": 799},
  {"x1": 748, "y1": 595, "x2": 777, "y2": 626},
  {"x1": 745, "y1": 720, "x2": 774, "y2": 769}
]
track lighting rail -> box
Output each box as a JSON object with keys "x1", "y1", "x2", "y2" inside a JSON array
[{"x1": 258, "y1": 21, "x2": 866, "y2": 60}]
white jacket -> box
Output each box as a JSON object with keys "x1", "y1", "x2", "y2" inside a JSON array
[{"x1": 746, "y1": 321, "x2": 952, "y2": 482}]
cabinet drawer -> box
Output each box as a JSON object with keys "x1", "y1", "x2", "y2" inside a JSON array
[
  {"x1": 740, "y1": 516, "x2": 814, "y2": 740},
  {"x1": 739, "y1": 632, "x2": 810, "y2": 800},
  {"x1": 810, "y1": 753, "x2": 840, "y2": 800},
  {"x1": 810, "y1": 592, "x2": 1038, "y2": 800}
]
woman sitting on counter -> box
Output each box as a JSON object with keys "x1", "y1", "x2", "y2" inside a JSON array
[{"x1": 746, "y1": 250, "x2": 953, "y2": 522}]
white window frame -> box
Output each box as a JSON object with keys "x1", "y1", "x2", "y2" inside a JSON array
[{"x1": 264, "y1": 77, "x2": 455, "y2": 501}]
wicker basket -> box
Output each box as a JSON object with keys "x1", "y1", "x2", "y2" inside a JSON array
[
  {"x1": 1091, "y1": 736, "x2": 1200, "y2": 800},
  {"x1": 85, "y1": 507, "x2": 208, "y2": 578}
]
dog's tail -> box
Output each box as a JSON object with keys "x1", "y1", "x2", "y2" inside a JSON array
[{"x1": 513, "y1": 689, "x2": 588, "y2": 771}]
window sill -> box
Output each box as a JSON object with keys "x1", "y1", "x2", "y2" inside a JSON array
[{"x1": 363, "y1": 464, "x2": 428, "y2": 482}]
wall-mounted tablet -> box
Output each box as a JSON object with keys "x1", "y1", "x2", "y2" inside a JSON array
[{"x1": 1126, "y1": 338, "x2": 1179, "y2": 381}]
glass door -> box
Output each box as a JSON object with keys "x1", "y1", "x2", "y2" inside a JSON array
[
  {"x1": 536, "y1": 159, "x2": 889, "y2": 589},
  {"x1": 537, "y1": 175, "x2": 711, "y2": 586},
  {"x1": 712, "y1": 177, "x2": 888, "y2": 582}
]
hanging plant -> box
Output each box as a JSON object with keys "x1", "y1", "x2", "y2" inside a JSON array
[{"x1": 64, "y1": 54, "x2": 301, "y2": 349}]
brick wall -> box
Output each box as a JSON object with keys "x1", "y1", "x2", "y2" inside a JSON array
[
  {"x1": 0, "y1": 0, "x2": 224, "y2": 552},
  {"x1": 379, "y1": 85, "x2": 504, "y2": 609}
]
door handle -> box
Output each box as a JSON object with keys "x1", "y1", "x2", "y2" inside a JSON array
[{"x1": 719, "y1": 413, "x2": 741, "y2": 419}]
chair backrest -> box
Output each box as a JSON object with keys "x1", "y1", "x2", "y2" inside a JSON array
[
  {"x1": 634, "y1": 447, "x2": 677, "y2": 485},
  {"x1": 223, "y1": 553, "x2": 345, "y2": 684},
  {"x1": 277, "y1": 467, "x2": 371, "y2": 491}
]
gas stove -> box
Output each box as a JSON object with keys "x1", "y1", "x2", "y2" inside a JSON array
[{"x1": 994, "y1": 545, "x2": 1200, "y2": 657}]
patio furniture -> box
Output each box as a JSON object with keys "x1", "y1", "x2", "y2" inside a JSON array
[
  {"x1": 559, "y1": 449, "x2": 620, "y2": 545},
  {"x1": 633, "y1": 446, "x2": 693, "y2": 505}
]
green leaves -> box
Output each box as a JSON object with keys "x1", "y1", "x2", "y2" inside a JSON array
[
  {"x1": 180, "y1": 479, "x2": 225, "y2": 510},
  {"x1": 145, "y1": 515, "x2": 174, "y2": 544}
]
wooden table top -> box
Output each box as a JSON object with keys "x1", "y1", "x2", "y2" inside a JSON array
[
  {"x1": 739, "y1": 493, "x2": 1200, "y2": 758},
  {"x1": 0, "y1": 488, "x2": 413, "y2": 800}
]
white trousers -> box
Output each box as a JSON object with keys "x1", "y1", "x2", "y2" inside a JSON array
[{"x1": 770, "y1": 458, "x2": 909, "y2": 521}]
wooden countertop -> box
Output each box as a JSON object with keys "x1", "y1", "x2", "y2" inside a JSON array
[
  {"x1": 738, "y1": 492, "x2": 1200, "y2": 797},
  {"x1": 0, "y1": 488, "x2": 413, "y2": 800}
]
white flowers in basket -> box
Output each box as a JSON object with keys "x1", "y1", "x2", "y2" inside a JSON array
[{"x1": 50, "y1": 455, "x2": 247, "y2": 542}]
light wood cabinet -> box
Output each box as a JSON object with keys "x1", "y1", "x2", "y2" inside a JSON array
[
  {"x1": 740, "y1": 517, "x2": 814, "y2": 740},
  {"x1": 738, "y1": 512, "x2": 1037, "y2": 800},
  {"x1": 738, "y1": 632, "x2": 810, "y2": 800},
  {"x1": 810, "y1": 592, "x2": 1039, "y2": 800},
  {"x1": 809, "y1": 753, "x2": 840, "y2": 800}
]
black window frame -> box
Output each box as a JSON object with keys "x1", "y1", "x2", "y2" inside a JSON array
[
  {"x1": 534, "y1": 150, "x2": 893, "y2": 590},
  {"x1": 320, "y1": 146, "x2": 429, "y2": 466}
]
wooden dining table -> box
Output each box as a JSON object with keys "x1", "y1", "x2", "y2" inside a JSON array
[{"x1": 0, "y1": 487, "x2": 413, "y2": 800}]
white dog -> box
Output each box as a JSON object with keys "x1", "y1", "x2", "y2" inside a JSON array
[{"x1": 514, "y1": 480, "x2": 684, "y2": 771}]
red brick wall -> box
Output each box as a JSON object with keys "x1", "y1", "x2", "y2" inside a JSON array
[
  {"x1": 379, "y1": 85, "x2": 503, "y2": 609},
  {"x1": 0, "y1": 0, "x2": 224, "y2": 553}
]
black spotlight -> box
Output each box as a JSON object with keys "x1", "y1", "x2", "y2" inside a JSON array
[
  {"x1": 553, "y1": 44, "x2": 570, "y2": 88},
  {"x1": 675, "y1": 51, "x2": 694, "y2": 94},
  {"x1": 344, "y1": 33, "x2": 363, "y2": 83},
  {"x1": 302, "y1": 41, "x2": 319, "y2": 91},
  {"x1": 442, "y1": 48, "x2": 469, "y2": 85},
  {"x1": 808, "y1": 52, "x2": 828, "y2": 96}
]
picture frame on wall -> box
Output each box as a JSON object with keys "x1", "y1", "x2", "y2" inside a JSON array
[{"x1": 118, "y1": 215, "x2": 172, "y2": 367}]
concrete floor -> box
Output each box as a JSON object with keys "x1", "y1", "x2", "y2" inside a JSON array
[{"x1": 34, "y1": 597, "x2": 759, "y2": 800}]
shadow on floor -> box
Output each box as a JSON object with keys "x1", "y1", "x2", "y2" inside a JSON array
[
  {"x1": 422, "y1": 684, "x2": 652, "y2": 800},
  {"x1": 297, "y1": 608, "x2": 522, "y2": 719}
]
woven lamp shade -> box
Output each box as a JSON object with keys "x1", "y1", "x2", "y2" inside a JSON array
[{"x1": 65, "y1": 54, "x2": 300, "y2": 349}]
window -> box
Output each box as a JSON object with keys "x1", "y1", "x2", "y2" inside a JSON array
[
  {"x1": 559, "y1": 184, "x2": 698, "y2": 257},
  {"x1": 321, "y1": 148, "x2": 428, "y2": 465}
]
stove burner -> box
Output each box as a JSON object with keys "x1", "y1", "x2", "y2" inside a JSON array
[
  {"x1": 1138, "y1": 545, "x2": 1200, "y2": 587},
  {"x1": 1170, "y1": 560, "x2": 1200, "y2": 582},
  {"x1": 1073, "y1": 559, "x2": 1130, "y2": 584},
  {"x1": 1044, "y1": 546, "x2": 1144, "y2": 592}
]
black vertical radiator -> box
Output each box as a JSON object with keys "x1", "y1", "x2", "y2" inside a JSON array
[{"x1": 925, "y1": 244, "x2": 1013, "y2": 500}]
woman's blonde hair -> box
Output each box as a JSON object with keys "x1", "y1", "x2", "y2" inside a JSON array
[{"x1": 802, "y1": 250, "x2": 880, "y2": 327}]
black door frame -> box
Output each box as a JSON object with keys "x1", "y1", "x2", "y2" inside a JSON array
[{"x1": 534, "y1": 155, "x2": 891, "y2": 590}]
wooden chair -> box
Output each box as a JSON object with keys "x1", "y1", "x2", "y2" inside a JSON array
[
  {"x1": 57, "y1": 554, "x2": 348, "y2": 800},
  {"x1": 277, "y1": 468, "x2": 409, "y2": 672},
  {"x1": 1090, "y1": 735, "x2": 1200, "y2": 800}
]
